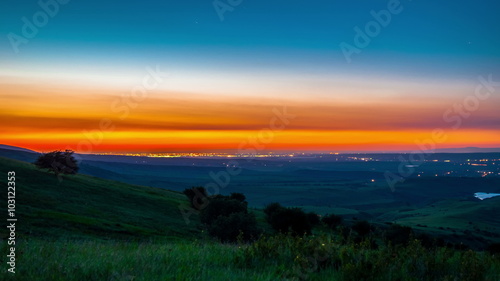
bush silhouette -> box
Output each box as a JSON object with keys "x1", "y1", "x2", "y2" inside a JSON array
[
  {"x1": 184, "y1": 192, "x2": 260, "y2": 242},
  {"x1": 264, "y1": 203, "x2": 319, "y2": 235},
  {"x1": 230, "y1": 193, "x2": 246, "y2": 203},
  {"x1": 352, "y1": 220, "x2": 372, "y2": 237},
  {"x1": 264, "y1": 202, "x2": 283, "y2": 218},
  {"x1": 183, "y1": 187, "x2": 209, "y2": 210},
  {"x1": 487, "y1": 243, "x2": 500, "y2": 255},
  {"x1": 200, "y1": 197, "x2": 247, "y2": 225},
  {"x1": 207, "y1": 212, "x2": 260, "y2": 242},
  {"x1": 322, "y1": 214, "x2": 343, "y2": 229},
  {"x1": 385, "y1": 224, "x2": 412, "y2": 246},
  {"x1": 307, "y1": 212, "x2": 321, "y2": 226},
  {"x1": 34, "y1": 150, "x2": 78, "y2": 176},
  {"x1": 267, "y1": 207, "x2": 312, "y2": 235}
]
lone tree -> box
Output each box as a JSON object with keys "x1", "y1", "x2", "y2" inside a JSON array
[{"x1": 34, "y1": 150, "x2": 79, "y2": 176}]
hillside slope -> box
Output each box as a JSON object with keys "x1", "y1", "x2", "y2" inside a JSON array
[{"x1": 0, "y1": 157, "x2": 201, "y2": 241}]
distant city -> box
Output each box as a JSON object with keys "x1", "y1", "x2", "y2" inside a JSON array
[{"x1": 92, "y1": 152, "x2": 500, "y2": 178}]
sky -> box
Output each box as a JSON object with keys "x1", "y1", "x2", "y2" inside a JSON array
[{"x1": 1, "y1": 0, "x2": 499, "y2": 153}]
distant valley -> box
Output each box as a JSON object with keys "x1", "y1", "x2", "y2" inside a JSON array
[{"x1": 1, "y1": 145, "x2": 499, "y2": 248}]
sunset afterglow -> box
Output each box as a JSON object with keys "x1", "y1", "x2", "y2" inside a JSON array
[{"x1": 1, "y1": 1, "x2": 499, "y2": 153}]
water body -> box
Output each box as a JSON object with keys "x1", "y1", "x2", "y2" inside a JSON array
[{"x1": 474, "y1": 192, "x2": 500, "y2": 200}]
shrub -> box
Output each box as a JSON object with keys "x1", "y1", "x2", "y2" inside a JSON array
[
  {"x1": 182, "y1": 187, "x2": 209, "y2": 210},
  {"x1": 351, "y1": 221, "x2": 372, "y2": 237},
  {"x1": 230, "y1": 193, "x2": 246, "y2": 203},
  {"x1": 200, "y1": 197, "x2": 248, "y2": 225},
  {"x1": 307, "y1": 212, "x2": 321, "y2": 226},
  {"x1": 239, "y1": 233, "x2": 500, "y2": 280},
  {"x1": 487, "y1": 243, "x2": 500, "y2": 255},
  {"x1": 268, "y1": 207, "x2": 312, "y2": 235},
  {"x1": 459, "y1": 250, "x2": 486, "y2": 281},
  {"x1": 207, "y1": 212, "x2": 260, "y2": 242},
  {"x1": 385, "y1": 224, "x2": 412, "y2": 246},
  {"x1": 415, "y1": 233, "x2": 434, "y2": 248},
  {"x1": 264, "y1": 202, "x2": 283, "y2": 218},
  {"x1": 322, "y1": 214, "x2": 343, "y2": 229},
  {"x1": 189, "y1": 192, "x2": 261, "y2": 242},
  {"x1": 264, "y1": 204, "x2": 320, "y2": 235}
]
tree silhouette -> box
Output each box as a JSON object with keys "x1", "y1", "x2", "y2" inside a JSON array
[
  {"x1": 183, "y1": 187, "x2": 209, "y2": 210},
  {"x1": 182, "y1": 191, "x2": 260, "y2": 242},
  {"x1": 264, "y1": 202, "x2": 283, "y2": 217},
  {"x1": 267, "y1": 206, "x2": 313, "y2": 235},
  {"x1": 34, "y1": 150, "x2": 79, "y2": 176},
  {"x1": 385, "y1": 224, "x2": 412, "y2": 246},
  {"x1": 322, "y1": 214, "x2": 343, "y2": 229},
  {"x1": 352, "y1": 220, "x2": 372, "y2": 237},
  {"x1": 229, "y1": 192, "x2": 246, "y2": 203}
]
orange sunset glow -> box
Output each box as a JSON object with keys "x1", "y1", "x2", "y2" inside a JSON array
[{"x1": 1, "y1": 73, "x2": 499, "y2": 153}]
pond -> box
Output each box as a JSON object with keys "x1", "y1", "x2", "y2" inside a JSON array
[{"x1": 474, "y1": 192, "x2": 500, "y2": 200}]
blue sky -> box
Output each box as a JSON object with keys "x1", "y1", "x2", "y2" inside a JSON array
[{"x1": 2, "y1": 0, "x2": 499, "y2": 81}]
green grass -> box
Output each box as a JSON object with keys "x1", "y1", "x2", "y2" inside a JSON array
[
  {"x1": 2, "y1": 235, "x2": 499, "y2": 281},
  {"x1": 0, "y1": 157, "x2": 202, "y2": 241},
  {"x1": 0, "y1": 239, "x2": 281, "y2": 281},
  {"x1": 237, "y1": 233, "x2": 500, "y2": 281}
]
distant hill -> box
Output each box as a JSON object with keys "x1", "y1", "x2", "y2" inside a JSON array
[
  {"x1": 0, "y1": 147, "x2": 39, "y2": 163},
  {"x1": 0, "y1": 144, "x2": 37, "y2": 153},
  {"x1": 0, "y1": 157, "x2": 201, "y2": 240},
  {"x1": 430, "y1": 147, "x2": 500, "y2": 153}
]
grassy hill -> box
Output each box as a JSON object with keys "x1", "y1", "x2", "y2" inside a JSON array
[
  {"x1": 0, "y1": 157, "x2": 202, "y2": 241},
  {"x1": 1, "y1": 156, "x2": 500, "y2": 280}
]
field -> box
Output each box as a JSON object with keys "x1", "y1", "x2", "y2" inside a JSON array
[
  {"x1": 1, "y1": 154, "x2": 500, "y2": 280},
  {"x1": 2, "y1": 148, "x2": 499, "y2": 247},
  {"x1": 0, "y1": 157, "x2": 202, "y2": 241},
  {"x1": 2, "y1": 235, "x2": 500, "y2": 281}
]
